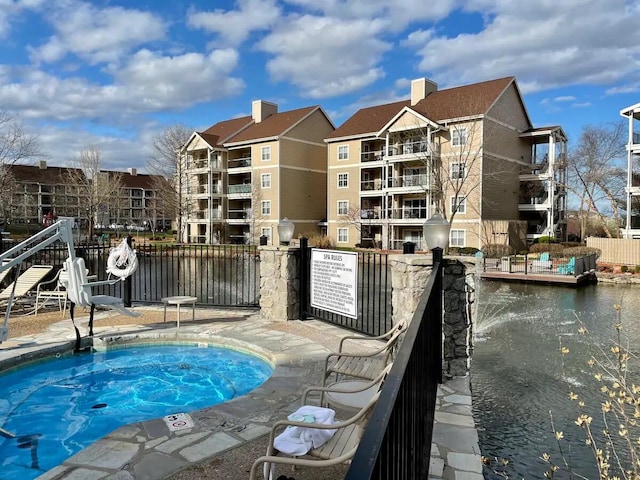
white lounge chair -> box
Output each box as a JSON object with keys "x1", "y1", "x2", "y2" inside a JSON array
[
  {"x1": 63, "y1": 257, "x2": 139, "y2": 339},
  {"x1": 0, "y1": 264, "x2": 54, "y2": 307},
  {"x1": 34, "y1": 268, "x2": 68, "y2": 316}
]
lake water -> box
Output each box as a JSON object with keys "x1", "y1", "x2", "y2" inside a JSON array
[{"x1": 472, "y1": 280, "x2": 640, "y2": 479}]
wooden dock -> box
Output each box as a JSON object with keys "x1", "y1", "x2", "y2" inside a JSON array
[{"x1": 479, "y1": 270, "x2": 597, "y2": 286}]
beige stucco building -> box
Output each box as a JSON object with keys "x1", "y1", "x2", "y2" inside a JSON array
[
  {"x1": 325, "y1": 77, "x2": 567, "y2": 250},
  {"x1": 181, "y1": 101, "x2": 334, "y2": 244}
]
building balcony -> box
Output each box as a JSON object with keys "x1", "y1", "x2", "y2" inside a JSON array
[
  {"x1": 227, "y1": 184, "x2": 252, "y2": 195},
  {"x1": 519, "y1": 195, "x2": 550, "y2": 211},
  {"x1": 228, "y1": 157, "x2": 252, "y2": 169},
  {"x1": 361, "y1": 179, "x2": 384, "y2": 191},
  {"x1": 361, "y1": 150, "x2": 385, "y2": 163},
  {"x1": 189, "y1": 210, "x2": 223, "y2": 222},
  {"x1": 387, "y1": 174, "x2": 429, "y2": 190},
  {"x1": 384, "y1": 141, "x2": 433, "y2": 160}
]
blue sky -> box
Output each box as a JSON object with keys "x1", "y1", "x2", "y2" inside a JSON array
[{"x1": 1, "y1": 0, "x2": 639, "y2": 171}]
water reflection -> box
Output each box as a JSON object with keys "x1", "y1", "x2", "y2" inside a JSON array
[{"x1": 472, "y1": 281, "x2": 640, "y2": 479}]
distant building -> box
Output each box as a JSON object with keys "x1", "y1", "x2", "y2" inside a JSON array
[
  {"x1": 620, "y1": 103, "x2": 640, "y2": 239},
  {"x1": 181, "y1": 100, "x2": 334, "y2": 244},
  {"x1": 325, "y1": 77, "x2": 567, "y2": 250}
]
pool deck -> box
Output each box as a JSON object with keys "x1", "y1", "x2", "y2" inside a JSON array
[{"x1": 0, "y1": 307, "x2": 482, "y2": 480}]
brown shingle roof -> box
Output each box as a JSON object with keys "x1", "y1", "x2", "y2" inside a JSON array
[
  {"x1": 328, "y1": 77, "x2": 515, "y2": 140},
  {"x1": 200, "y1": 116, "x2": 253, "y2": 146},
  {"x1": 103, "y1": 170, "x2": 160, "y2": 189},
  {"x1": 226, "y1": 106, "x2": 318, "y2": 144},
  {"x1": 8, "y1": 164, "x2": 85, "y2": 183}
]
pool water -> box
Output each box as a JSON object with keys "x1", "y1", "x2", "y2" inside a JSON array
[{"x1": 0, "y1": 343, "x2": 272, "y2": 479}]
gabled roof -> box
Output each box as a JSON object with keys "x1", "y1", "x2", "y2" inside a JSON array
[
  {"x1": 225, "y1": 105, "x2": 319, "y2": 146},
  {"x1": 327, "y1": 77, "x2": 516, "y2": 141},
  {"x1": 8, "y1": 164, "x2": 85, "y2": 183},
  {"x1": 201, "y1": 115, "x2": 253, "y2": 146},
  {"x1": 102, "y1": 170, "x2": 163, "y2": 189}
]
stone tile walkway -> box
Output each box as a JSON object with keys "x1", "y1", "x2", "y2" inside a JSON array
[{"x1": 0, "y1": 308, "x2": 482, "y2": 480}]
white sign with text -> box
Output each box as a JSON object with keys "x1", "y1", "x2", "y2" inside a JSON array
[{"x1": 310, "y1": 249, "x2": 358, "y2": 319}]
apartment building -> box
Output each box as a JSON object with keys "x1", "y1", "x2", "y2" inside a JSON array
[
  {"x1": 325, "y1": 77, "x2": 567, "y2": 250},
  {"x1": 620, "y1": 103, "x2": 640, "y2": 239},
  {"x1": 3, "y1": 161, "x2": 170, "y2": 231},
  {"x1": 181, "y1": 100, "x2": 334, "y2": 244}
]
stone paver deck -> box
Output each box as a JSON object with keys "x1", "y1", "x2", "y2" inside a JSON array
[{"x1": 0, "y1": 308, "x2": 482, "y2": 480}]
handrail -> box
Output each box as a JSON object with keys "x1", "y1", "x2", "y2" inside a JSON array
[{"x1": 345, "y1": 259, "x2": 442, "y2": 479}]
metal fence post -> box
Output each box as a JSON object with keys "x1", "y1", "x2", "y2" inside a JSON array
[{"x1": 123, "y1": 235, "x2": 132, "y2": 307}]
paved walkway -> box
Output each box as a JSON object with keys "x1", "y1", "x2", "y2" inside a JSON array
[{"x1": 0, "y1": 308, "x2": 482, "y2": 480}]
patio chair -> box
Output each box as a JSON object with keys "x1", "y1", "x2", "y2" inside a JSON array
[
  {"x1": 531, "y1": 252, "x2": 552, "y2": 269},
  {"x1": 249, "y1": 379, "x2": 384, "y2": 480},
  {"x1": 64, "y1": 257, "x2": 139, "y2": 339},
  {"x1": 322, "y1": 319, "x2": 406, "y2": 387},
  {"x1": 0, "y1": 265, "x2": 54, "y2": 306},
  {"x1": 557, "y1": 257, "x2": 576, "y2": 275},
  {"x1": 34, "y1": 268, "x2": 69, "y2": 317}
]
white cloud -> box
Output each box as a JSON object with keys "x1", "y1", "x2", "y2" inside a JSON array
[
  {"x1": 406, "y1": 0, "x2": 640, "y2": 92},
  {"x1": 0, "y1": 49, "x2": 243, "y2": 120},
  {"x1": 554, "y1": 96, "x2": 576, "y2": 102},
  {"x1": 187, "y1": 0, "x2": 281, "y2": 46},
  {"x1": 0, "y1": 0, "x2": 45, "y2": 37},
  {"x1": 606, "y1": 83, "x2": 640, "y2": 95},
  {"x1": 259, "y1": 14, "x2": 390, "y2": 98},
  {"x1": 29, "y1": 0, "x2": 166, "y2": 64}
]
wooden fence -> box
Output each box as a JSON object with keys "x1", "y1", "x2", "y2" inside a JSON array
[{"x1": 586, "y1": 237, "x2": 640, "y2": 265}]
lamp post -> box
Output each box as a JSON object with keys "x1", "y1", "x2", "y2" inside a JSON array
[
  {"x1": 277, "y1": 217, "x2": 295, "y2": 246},
  {"x1": 423, "y1": 213, "x2": 450, "y2": 264}
]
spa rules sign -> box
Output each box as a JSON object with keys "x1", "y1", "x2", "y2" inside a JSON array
[{"x1": 310, "y1": 248, "x2": 358, "y2": 319}]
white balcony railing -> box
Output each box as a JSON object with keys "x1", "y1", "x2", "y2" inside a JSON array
[{"x1": 227, "y1": 184, "x2": 252, "y2": 194}]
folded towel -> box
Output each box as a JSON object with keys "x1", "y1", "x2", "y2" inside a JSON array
[{"x1": 273, "y1": 405, "x2": 337, "y2": 455}]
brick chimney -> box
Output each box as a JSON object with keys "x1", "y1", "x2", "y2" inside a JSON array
[
  {"x1": 128, "y1": 167, "x2": 137, "y2": 176},
  {"x1": 252, "y1": 100, "x2": 278, "y2": 123},
  {"x1": 39, "y1": 160, "x2": 47, "y2": 169},
  {"x1": 411, "y1": 78, "x2": 438, "y2": 106}
]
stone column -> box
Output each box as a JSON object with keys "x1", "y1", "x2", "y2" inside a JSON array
[
  {"x1": 259, "y1": 246, "x2": 299, "y2": 321},
  {"x1": 389, "y1": 254, "x2": 433, "y2": 326}
]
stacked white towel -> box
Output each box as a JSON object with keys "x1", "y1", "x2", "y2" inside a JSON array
[{"x1": 273, "y1": 405, "x2": 337, "y2": 455}]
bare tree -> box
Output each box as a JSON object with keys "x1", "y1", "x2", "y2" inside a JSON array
[
  {"x1": 147, "y1": 124, "x2": 192, "y2": 241},
  {"x1": 0, "y1": 110, "x2": 41, "y2": 226},
  {"x1": 64, "y1": 147, "x2": 124, "y2": 239},
  {"x1": 567, "y1": 122, "x2": 627, "y2": 239}
]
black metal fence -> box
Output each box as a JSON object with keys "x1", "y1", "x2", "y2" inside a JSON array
[
  {"x1": 9, "y1": 241, "x2": 260, "y2": 307},
  {"x1": 344, "y1": 259, "x2": 443, "y2": 479},
  {"x1": 300, "y1": 241, "x2": 391, "y2": 336},
  {"x1": 481, "y1": 253, "x2": 597, "y2": 276}
]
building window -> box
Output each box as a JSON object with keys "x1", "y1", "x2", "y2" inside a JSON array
[
  {"x1": 450, "y1": 229, "x2": 465, "y2": 247},
  {"x1": 261, "y1": 146, "x2": 271, "y2": 161},
  {"x1": 261, "y1": 200, "x2": 271, "y2": 216},
  {"x1": 451, "y1": 163, "x2": 466, "y2": 179},
  {"x1": 338, "y1": 145, "x2": 349, "y2": 161},
  {"x1": 338, "y1": 200, "x2": 349, "y2": 215},
  {"x1": 261, "y1": 227, "x2": 272, "y2": 244},
  {"x1": 338, "y1": 173, "x2": 348, "y2": 188},
  {"x1": 450, "y1": 196, "x2": 466, "y2": 214},
  {"x1": 261, "y1": 173, "x2": 271, "y2": 188},
  {"x1": 452, "y1": 127, "x2": 467, "y2": 147},
  {"x1": 338, "y1": 228, "x2": 348, "y2": 243}
]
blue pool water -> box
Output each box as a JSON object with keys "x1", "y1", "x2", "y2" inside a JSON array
[{"x1": 0, "y1": 343, "x2": 272, "y2": 479}]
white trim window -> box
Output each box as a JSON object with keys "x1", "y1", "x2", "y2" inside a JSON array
[
  {"x1": 261, "y1": 227, "x2": 272, "y2": 244},
  {"x1": 338, "y1": 145, "x2": 349, "y2": 161},
  {"x1": 337, "y1": 200, "x2": 349, "y2": 215},
  {"x1": 337, "y1": 228, "x2": 348, "y2": 243},
  {"x1": 450, "y1": 229, "x2": 465, "y2": 247},
  {"x1": 261, "y1": 200, "x2": 271, "y2": 216},
  {"x1": 450, "y1": 196, "x2": 466, "y2": 214},
  {"x1": 261, "y1": 146, "x2": 271, "y2": 161},
  {"x1": 452, "y1": 127, "x2": 467, "y2": 147},
  {"x1": 450, "y1": 162, "x2": 466, "y2": 179},
  {"x1": 261, "y1": 173, "x2": 271, "y2": 189},
  {"x1": 337, "y1": 173, "x2": 349, "y2": 188}
]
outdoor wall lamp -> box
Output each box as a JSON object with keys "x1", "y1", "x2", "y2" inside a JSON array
[
  {"x1": 277, "y1": 217, "x2": 295, "y2": 245},
  {"x1": 423, "y1": 213, "x2": 450, "y2": 263}
]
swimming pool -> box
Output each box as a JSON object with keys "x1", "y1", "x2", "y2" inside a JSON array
[{"x1": 0, "y1": 343, "x2": 272, "y2": 479}]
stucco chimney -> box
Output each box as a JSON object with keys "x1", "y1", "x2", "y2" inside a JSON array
[
  {"x1": 252, "y1": 100, "x2": 278, "y2": 123},
  {"x1": 39, "y1": 160, "x2": 47, "y2": 169},
  {"x1": 128, "y1": 167, "x2": 137, "y2": 176},
  {"x1": 411, "y1": 78, "x2": 438, "y2": 106}
]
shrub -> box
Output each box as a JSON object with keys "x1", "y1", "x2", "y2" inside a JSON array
[
  {"x1": 529, "y1": 243, "x2": 565, "y2": 256},
  {"x1": 537, "y1": 236, "x2": 558, "y2": 244},
  {"x1": 459, "y1": 247, "x2": 480, "y2": 256},
  {"x1": 620, "y1": 265, "x2": 629, "y2": 273},
  {"x1": 562, "y1": 246, "x2": 601, "y2": 259},
  {"x1": 481, "y1": 243, "x2": 515, "y2": 257},
  {"x1": 307, "y1": 234, "x2": 333, "y2": 249},
  {"x1": 560, "y1": 242, "x2": 583, "y2": 248},
  {"x1": 634, "y1": 265, "x2": 640, "y2": 274}
]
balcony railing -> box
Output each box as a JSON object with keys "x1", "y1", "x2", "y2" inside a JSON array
[
  {"x1": 633, "y1": 132, "x2": 640, "y2": 145},
  {"x1": 227, "y1": 184, "x2": 252, "y2": 194},
  {"x1": 519, "y1": 194, "x2": 549, "y2": 205},
  {"x1": 361, "y1": 150, "x2": 385, "y2": 162},
  {"x1": 193, "y1": 185, "x2": 222, "y2": 195},
  {"x1": 385, "y1": 140, "x2": 431, "y2": 158},
  {"x1": 361, "y1": 179, "x2": 384, "y2": 191},
  {"x1": 388, "y1": 174, "x2": 428, "y2": 188},
  {"x1": 228, "y1": 157, "x2": 252, "y2": 168},
  {"x1": 227, "y1": 209, "x2": 250, "y2": 220}
]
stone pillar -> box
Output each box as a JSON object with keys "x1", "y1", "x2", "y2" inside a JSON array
[
  {"x1": 390, "y1": 255, "x2": 472, "y2": 378},
  {"x1": 259, "y1": 246, "x2": 299, "y2": 321}
]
